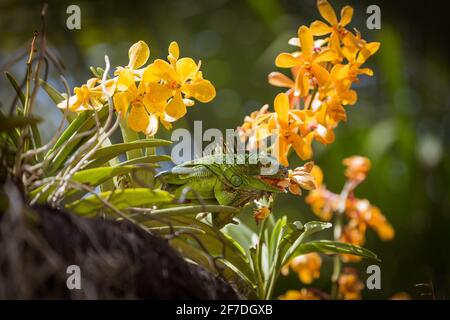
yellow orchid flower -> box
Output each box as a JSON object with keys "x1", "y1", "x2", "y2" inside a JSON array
[
  {"x1": 115, "y1": 40, "x2": 151, "y2": 78},
  {"x1": 268, "y1": 67, "x2": 303, "y2": 108},
  {"x1": 338, "y1": 270, "x2": 364, "y2": 300},
  {"x1": 342, "y1": 197, "x2": 394, "y2": 253},
  {"x1": 113, "y1": 68, "x2": 171, "y2": 135},
  {"x1": 236, "y1": 104, "x2": 272, "y2": 150},
  {"x1": 271, "y1": 93, "x2": 314, "y2": 165},
  {"x1": 57, "y1": 78, "x2": 115, "y2": 112},
  {"x1": 148, "y1": 41, "x2": 216, "y2": 121},
  {"x1": 321, "y1": 64, "x2": 358, "y2": 103},
  {"x1": 336, "y1": 41, "x2": 380, "y2": 82},
  {"x1": 310, "y1": 0, "x2": 354, "y2": 55},
  {"x1": 342, "y1": 155, "x2": 371, "y2": 182},
  {"x1": 364, "y1": 205, "x2": 395, "y2": 241},
  {"x1": 342, "y1": 30, "x2": 380, "y2": 64},
  {"x1": 275, "y1": 26, "x2": 337, "y2": 96},
  {"x1": 253, "y1": 206, "x2": 271, "y2": 224},
  {"x1": 279, "y1": 288, "x2": 321, "y2": 300},
  {"x1": 306, "y1": 184, "x2": 339, "y2": 221},
  {"x1": 340, "y1": 218, "x2": 366, "y2": 248},
  {"x1": 297, "y1": 107, "x2": 335, "y2": 145},
  {"x1": 281, "y1": 253, "x2": 322, "y2": 284}
]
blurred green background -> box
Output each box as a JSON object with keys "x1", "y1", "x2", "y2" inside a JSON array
[{"x1": 0, "y1": 0, "x2": 448, "y2": 299}]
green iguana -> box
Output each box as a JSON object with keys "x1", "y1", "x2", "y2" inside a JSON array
[{"x1": 156, "y1": 153, "x2": 289, "y2": 227}]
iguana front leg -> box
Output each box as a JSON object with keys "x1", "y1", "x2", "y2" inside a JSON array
[
  {"x1": 211, "y1": 182, "x2": 244, "y2": 228},
  {"x1": 159, "y1": 165, "x2": 218, "y2": 200}
]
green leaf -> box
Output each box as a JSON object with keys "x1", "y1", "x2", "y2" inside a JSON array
[
  {"x1": 119, "y1": 116, "x2": 142, "y2": 160},
  {"x1": 84, "y1": 139, "x2": 172, "y2": 169},
  {"x1": 39, "y1": 79, "x2": 65, "y2": 104},
  {"x1": 5, "y1": 73, "x2": 41, "y2": 153},
  {"x1": 0, "y1": 115, "x2": 42, "y2": 133},
  {"x1": 134, "y1": 205, "x2": 239, "y2": 220},
  {"x1": 223, "y1": 219, "x2": 257, "y2": 254},
  {"x1": 5, "y1": 72, "x2": 25, "y2": 106},
  {"x1": 40, "y1": 79, "x2": 77, "y2": 122},
  {"x1": 89, "y1": 66, "x2": 101, "y2": 78},
  {"x1": 295, "y1": 240, "x2": 380, "y2": 261},
  {"x1": 281, "y1": 221, "x2": 332, "y2": 265},
  {"x1": 268, "y1": 216, "x2": 287, "y2": 266},
  {"x1": 45, "y1": 110, "x2": 90, "y2": 158},
  {"x1": 169, "y1": 238, "x2": 257, "y2": 298},
  {"x1": 46, "y1": 107, "x2": 110, "y2": 174},
  {"x1": 30, "y1": 165, "x2": 139, "y2": 204},
  {"x1": 66, "y1": 188, "x2": 174, "y2": 216},
  {"x1": 249, "y1": 246, "x2": 264, "y2": 296},
  {"x1": 141, "y1": 215, "x2": 255, "y2": 286},
  {"x1": 117, "y1": 154, "x2": 172, "y2": 167}
]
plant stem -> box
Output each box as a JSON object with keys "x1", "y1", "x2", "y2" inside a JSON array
[
  {"x1": 119, "y1": 117, "x2": 141, "y2": 160},
  {"x1": 257, "y1": 218, "x2": 267, "y2": 298},
  {"x1": 330, "y1": 214, "x2": 343, "y2": 299},
  {"x1": 331, "y1": 181, "x2": 351, "y2": 299},
  {"x1": 306, "y1": 88, "x2": 318, "y2": 110}
]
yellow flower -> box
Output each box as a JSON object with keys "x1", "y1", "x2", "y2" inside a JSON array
[
  {"x1": 271, "y1": 93, "x2": 314, "y2": 165},
  {"x1": 338, "y1": 270, "x2": 364, "y2": 300},
  {"x1": 310, "y1": 0, "x2": 354, "y2": 55},
  {"x1": 113, "y1": 68, "x2": 171, "y2": 135},
  {"x1": 150, "y1": 41, "x2": 216, "y2": 121},
  {"x1": 253, "y1": 196, "x2": 274, "y2": 224},
  {"x1": 344, "y1": 197, "x2": 394, "y2": 243},
  {"x1": 298, "y1": 108, "x2": 336, "y2": 145},
  {"x1": 114, "y1": 40, "x2": 152, "y2": 81},
  {"x1": 57, "y1": 78, "x2": 114, "y2": 112},
  {"x1": 268, "y1": 69, "x2": 302, "y2": 107},
  {"x1": 237, "y1": 104, "x2": 270, "y2": 148},
  {"x1": 316, "y1": 64, "x2": 358, "y2": 123},
  {"x1": 127, "y1": 40, "x2": 150, "y2": 72},
  {"x1": 306, "y1": 185, "x2": 338, "y2": 221},
  {"x1": 390, "y1": 292, "x2": 411, "y2": 300},
  {"x1": 275, "y1": 26, "x2": 337, "y2": 96},
  {"x1": 111, "y1": 40, "x2": 216, "y2": 135},
  {"x1": 279, "y1": 288, "x2": 321, "y2": 300},
  {"x1": 311, "y1": 164, "x2": 324, "y2": 187},
  {"x1": 335, "y1": 41, "x2": 380, "y2": 83},
  {"x1": 288, "y1": 161, "x2": 317, "y2": 195},
  {"x1": 268, "y1": 71, "x2": 295, "y2": 91},
  {"x1": 363, "y1": 205, "x2": 395, "y2": 241},
  {"x1": 340, "y1": 219, "x2": 366, "y2": 245},
  {"x1": 113, "y1": 40, "x2": 172, "y2": 135},
  {"x1": 253, "y1": 206, "x2": 271, "y2": 224},
  {"x1": 342, "y1": 155, "x2": 371, "y2": 182},
  {"x1": 282, "y1": 253, "x2": 322, "y2": 284},
  {"x1": 342, "y1": 30, "x2": 380, "y2": 65}
]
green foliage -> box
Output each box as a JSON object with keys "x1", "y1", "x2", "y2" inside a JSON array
[
  {"x1": 84, "y1": 139, "x2": 171, "y2": 169},
  {"x1": 67, "y1": 188, "x2": 174, "y2": 216},
  {"x1": 30, "y1": 165, "x2": 140, "y2": 204},
  {"x1": 222, "y1": 217, "x2": 378, "y2": 299}
]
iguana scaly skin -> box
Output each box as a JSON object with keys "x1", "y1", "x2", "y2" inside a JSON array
[{"x1": 156, "y1": 153, "x2": 289, "y2": 227}]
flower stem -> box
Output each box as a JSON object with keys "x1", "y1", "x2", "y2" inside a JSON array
[
  {"x1": 331, "y1": 181, "x2": 351, "y2": 299},
  {"x1": 119, "y1": 117, "x2": 142, "y2": 160}
]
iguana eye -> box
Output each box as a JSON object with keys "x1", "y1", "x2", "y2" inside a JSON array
[{"x1": 230, "y1": 175, "x2": 243, "y2": 187}]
